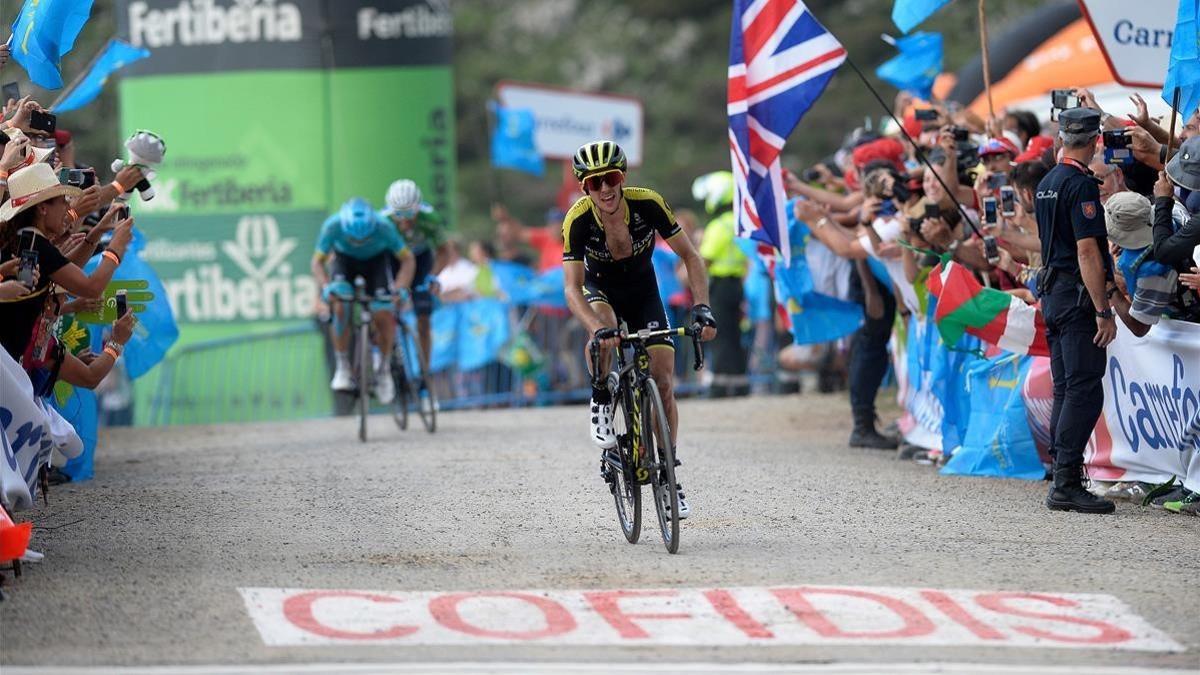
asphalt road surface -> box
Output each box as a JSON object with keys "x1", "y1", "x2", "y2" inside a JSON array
[{"x1": 1, "y1": 394, "x2": 1196, "y2": 674}]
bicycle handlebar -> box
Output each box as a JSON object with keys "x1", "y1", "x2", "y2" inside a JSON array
[{"x1": 587, "y1": 325, "x2": 706, "y2": 379}]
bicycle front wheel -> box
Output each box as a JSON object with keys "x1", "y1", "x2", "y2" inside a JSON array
[
  {"x1": 417, "y1": 377, "x2": 437, "y2": 433},
  {"x1": 357, "y1": 319, "x2": 370, "y2": 443},
  {"x1": 642, "y1": 378, "x2": 678, "y2": 554},
  {"x1": 610, "y1": 395, "x2": 641, "y2": 544},
  {"x1": 391, "y1": 350, "x2": 410, "y2": 431}
]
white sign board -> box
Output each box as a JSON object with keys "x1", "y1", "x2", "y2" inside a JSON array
[
  {"x1": 496, "y1": 81, "x2": 644, "y2": 166},
  {"x1": 1078, "y1": 0, "x2": 1176, "y2": 88}
]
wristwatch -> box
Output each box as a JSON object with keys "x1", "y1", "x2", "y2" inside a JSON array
[{"x1": 1095, "y1": 308, "x2": 1114, "y2": 319}]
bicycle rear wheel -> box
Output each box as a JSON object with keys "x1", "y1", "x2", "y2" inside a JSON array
[
  {"x1": 357, "y1": 318, "x2": 370, "y2": 443},
  {"x1": 416, "y1": 377, "x2": 437, "y2": 433},
  {"x1": 642, "y1": 378, "x2": 678, "y2": 553},
  {"x1": 609, "y1": 395, "x2": 641, "y2": 543}
]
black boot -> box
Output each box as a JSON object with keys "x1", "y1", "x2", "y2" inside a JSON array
[
  {"x1": 849, "y1": 409, "x2": 897, "y2": 450},
  {"x1": 1046, "y1": 465, "x2": 1116, "y2": 514}
]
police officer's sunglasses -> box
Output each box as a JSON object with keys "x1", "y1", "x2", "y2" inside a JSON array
[{"x1": 583, "y1": 170, "x2": 624, "y2": 192}]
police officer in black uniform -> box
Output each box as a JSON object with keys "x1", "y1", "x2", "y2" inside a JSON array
[{"x1": 1034, "y1": 107, "x2": 1118, "y2": 514}]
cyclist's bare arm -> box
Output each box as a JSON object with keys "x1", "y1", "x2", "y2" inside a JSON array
[
  {"x1": 664, "y1": 231, "x2": 710, "y2": 306},
  {"x1": 563, "y1": 261, "x2": 607, "y2": 335},
  {"x1": 393, "y1": 248, "x2": 416, "y2": 290},
  {"x1": 311, "y1": 252, "x2": 331, "y2": 289}
]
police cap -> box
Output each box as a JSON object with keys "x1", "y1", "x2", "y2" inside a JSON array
[{"x1": 1058, "y1": 107, "x2": 1101, "y2": 135}]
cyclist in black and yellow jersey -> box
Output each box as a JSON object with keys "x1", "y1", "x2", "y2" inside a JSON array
[{"x1": 562, "y1": 140, "x2": 717, "y2": 519}]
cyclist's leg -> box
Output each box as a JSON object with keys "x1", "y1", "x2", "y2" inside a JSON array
[
  {"x1": 365, "y1": 253, "x2": 396, "y2": 362},
  {"x1": 410, "y1": 248, "x2": 435, "y2": 374},
  {"x1": 328, "y1": 256, "x2": 357, "y2": 389},
  {"x1": 581, "y1": 283, "x2": 618, "y2": 378},
  {"x1": 583, "y1": 282, "x2": 619, "y2": 450}
]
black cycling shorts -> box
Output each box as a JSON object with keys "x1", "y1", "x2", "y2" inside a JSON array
[
  {"x1": 332, "y1": 252, "x2": 393, "y2": 298},
  {"x1": 386, "y1": 247, "x2": 435, "y2": 316},
  {"x1": 583, "y1": 277, "x2": 674, "y2": 349}
]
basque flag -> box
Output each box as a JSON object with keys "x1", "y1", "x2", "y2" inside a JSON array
[{"x1": 728, "y1": 0, "x2": 846, "y2": 261}]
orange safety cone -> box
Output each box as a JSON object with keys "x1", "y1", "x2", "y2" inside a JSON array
[{"x1": 0, "y1": 505, "x2": 32, "y2": 563}]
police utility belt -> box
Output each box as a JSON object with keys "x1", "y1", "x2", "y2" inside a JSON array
[{"x1": 1035, "y1": 267, "x2": 1084, "y2": 298}]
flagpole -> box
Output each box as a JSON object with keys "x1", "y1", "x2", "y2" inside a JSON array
[
  {"x1": 843, "y1": 55, "x2": 984, "y2": 239},
  {"x1": 977, "y1": 0, "x2": 995, "y2": 123},
  {"x1": 484, "y1": 99, "x2": 501, "y2": 206},
  {"x1": 49, "y1": 35, "x2": 113, "y2": 111},
  {"x1": 1166, "y1": 87, "x2": 1182, "y2": 164}
]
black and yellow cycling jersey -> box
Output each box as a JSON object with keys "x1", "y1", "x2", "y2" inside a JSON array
[{"x1": 561, "y1": 186, "x2": 682, "y2": 285}]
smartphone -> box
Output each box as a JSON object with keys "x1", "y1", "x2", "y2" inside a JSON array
[
  {"x1": 986, "y1": 173, "x2": 1008, "y2": 189},
  {"x1": 983, "y1": 197, "x2": 998, "y2": 226},
  {"x1": 17, "y1": 249, "x2": 38, "y2": 287},
  {"x1": 915, "y1": 108, "x2": 938, "y2": 122},
  {"x1": 1103, "y1": 129, "x2": 1132, "y2": 166},
  {"x1": 878, "y1": 200, "x2": 898, "y2": 217},
  {"x1": 802, "y1": 167, "x2": 822, "y2": 182},
  {"x1": 1, "y1": 81, "x2": 19, "y2": 103},
  {"x1": 115, "y1": 289, "x2": 128, "y2": 318},
  {"x1": 1051, "y1": 89, "x2": 1077, "y2": 110},
  {"x1": 29, "y1": 110, "x2": 57, "y2": 134},
  {"x1": 999, "y1": 185, "x2": 1016, "y2": 217},
  {"x1": 923, "y1": 203, "x2": 940, "y2": 220},
  {"x1": 984, "y1": 235, "x2": 1000, "y2": 265},
  {"x1": 115, "y1": 204, "x2": 130, "y2": 220}
]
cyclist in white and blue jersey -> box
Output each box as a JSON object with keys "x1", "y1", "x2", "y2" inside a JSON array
[{"x1": 311, "y1": 197, "x2": 415, "y2": 403}]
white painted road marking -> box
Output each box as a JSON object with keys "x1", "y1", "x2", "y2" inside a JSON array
[
  {"x1": 237, "y1": 584, "x2": 1182, "y2": 651},
  {"x1": 5, "y1": 664, "x2": 1198, "y2": 675}
]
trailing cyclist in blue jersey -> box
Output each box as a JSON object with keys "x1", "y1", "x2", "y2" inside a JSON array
[
  {"x1": 312, "y1": 197, "x2": 415, "y2": 404},
  {"x1": 561, "y1": 140, "x2": 718, "y2": 520}
]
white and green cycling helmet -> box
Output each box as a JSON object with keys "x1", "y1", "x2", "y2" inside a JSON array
[{"x1": 386, "y1": 179, "x2": 422, "y2": 217}]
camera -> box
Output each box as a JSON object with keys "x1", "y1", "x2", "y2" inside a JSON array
[
  {"x1": 891, "y1": 181, "x2": 912, "y2": 204},
  {"x1": 59, "y1": 168, "x2": 96, "y2": 189},
  {"x1": 999, "y1": 185, "x2": 1017, "y2": 217},
  {"x1": 1, "y1": 82, "x2": 19, "y2": 103},
  {"x1": 915, "y1": 108, "x2": 939, "y2": 122},
  {"x1": 1050, "y1": 89, "x2": 1079, "y2": 121},
  {"x1": 949, "y1": 126, "x2": 970, "y2": 143},
  {"x1": 923, "y1": 203, "x2": 940, "y2": 220},
  {"x1": 29, "y1": 110, "x2": 56, "y2": 134},
  {"x1": 802, "y1": 167, "x2": 822, "y2": 182}
]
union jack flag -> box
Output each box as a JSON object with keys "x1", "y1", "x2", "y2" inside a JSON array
[{"x1": 728, "y1": 0, "x2": 846, "y2": 260}]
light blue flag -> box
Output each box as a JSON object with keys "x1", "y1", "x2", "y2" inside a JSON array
[
  {"x1": 1163, "y1": 0, "x2": 1200, "y2": 118},
  {"x1": 53, "y1": 39, "x2": 150, "y2": 113},
  {"x1": 55, "y1": 386, "x2": 97, "y2": 482},
  {"x1": 84, "y1": 229, "x2": 179, "y2": 379},
  {"x1": 490, "y1": 103, "x2": 544, "y2": 176},
  {"x1": 778, "y1": 199, "x2": 863, "y2": 344},
  {"x1": 651, "y1": 247, "x2": 682, "y2": 307},
  {"x1": 456, "y1": 298, "x2": 511, "y2": 371},
  {"x1": 876, "y1": 32, "x2": 942, "y2": 99},
  {"x1": 490, "y1": 260, "x2": 539, "y2": 305},
  {"x1": 531, "y1": 266, "x2": 568, "y2": 309},
  {"x1": 942, "y1": 353, "x2": 1044, "y2": 480},
  {"x1": 10, "y1": 0, "x2": 95, "y2": 89},
  {"x1": 892, "y1": 0, "x2": 952, "y2": 34}
]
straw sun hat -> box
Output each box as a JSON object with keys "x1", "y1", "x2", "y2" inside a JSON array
[{"x1": 0, "y1": 163, "x2": 82, "y2": 222}]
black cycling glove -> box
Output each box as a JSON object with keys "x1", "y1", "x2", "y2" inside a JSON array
[
  {"x1": 593, "y1": 326, "x2": 621, "y2": 341},
  {"x1": 690, "y1": 303, "x2": 716, "y2": 329}
]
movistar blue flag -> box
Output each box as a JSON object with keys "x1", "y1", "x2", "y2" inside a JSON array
[
  {"x1": 490, "y1": 103, "x2": 544, "y2": 176},
  {"x1": 892, "y1": 0, "x2": 952, "y2": 34},
  {"x1": 876, "y1": 32, "x2": 942, "y2": 99},
  {"x1": 651, "y1": 247, "x2": 683, "y2": 307},
  {"x1": 84, "y1": 229, "x2": 179, "y2": 379},
  {"x1": 779, "y1": 199, "x2": 863, "y2": 344},
  {"x1": 54, "y1": 386, "x2": 97, "y2": 482},
  {"x1": 9, "y1": 0, "x2": 95, "y2": 89},
  {"x1": 54, "y1": 39, "x2": 150, "y2": 113},
  {"x1": 531, "y1": 266, "x2": 568, "y2": 309},
  {"x1": 1163, "y1": 0, "x2": 1200, "y2": 118}
]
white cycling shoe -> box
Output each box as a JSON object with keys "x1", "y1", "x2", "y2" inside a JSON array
[
  {"x1": 374, "y1": 366, "x2": 395, "y2": 404},
  {"x1": 590, "y1": 399, "x2": 617, "y2": 449},
  {"x1": 330, "y1": 363, "x2": 354, "y2": 391},
  {"x1": 663, "y1": 483, "x2": 691, "y2": 520}
]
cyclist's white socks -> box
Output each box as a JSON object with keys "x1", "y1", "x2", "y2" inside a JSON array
[{"x1": 335, "y1": 352, "x2": 350, "y2": 369}]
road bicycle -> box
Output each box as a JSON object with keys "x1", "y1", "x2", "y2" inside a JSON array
[
  {"x1": 391, "y1": 305, "x2": 437, "y2": 433},
  {"x1": 589, "y1": 325, "x2": 703, "y2": 554},
  {"x1": 328, "y1": 277, "x2": 397, "y2": 443}
]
